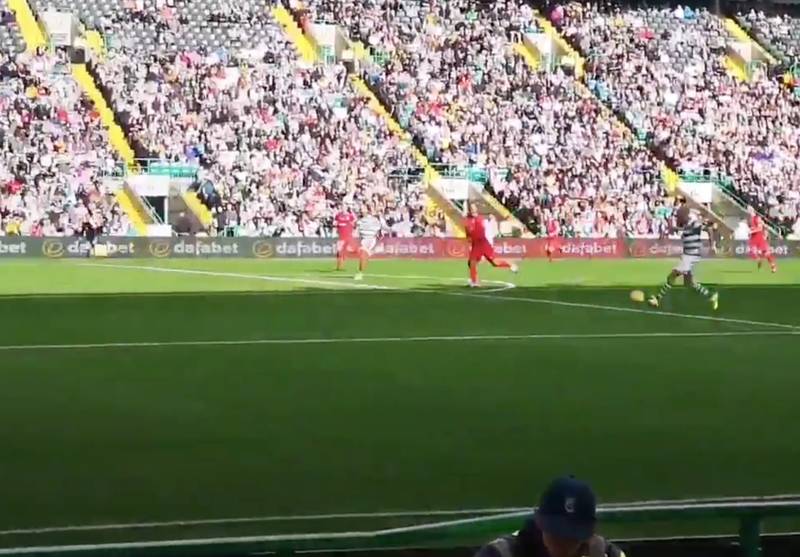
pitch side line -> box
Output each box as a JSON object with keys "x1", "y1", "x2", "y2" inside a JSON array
[
  {"x1": 0, "y1": 508, "x2": 528, "y2": 536},
  {"x1": 3, "y1": 494, "x2": 797, "y2": 536},
  {"x1": 453, "y1": 291, "x2": 800, "y2": 331},
  {"x1": 79, "y1": 264, "x2": 394, "y2": 291},
  {"x1": 0, "y1": 331, "x2": 797, "y2": 352}
]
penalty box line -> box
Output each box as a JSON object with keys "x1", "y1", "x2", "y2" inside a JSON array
[{"x1": 0, "y1": 331, "x2": 798, "y2": 352}]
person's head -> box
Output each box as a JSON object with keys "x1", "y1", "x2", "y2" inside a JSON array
[
  {"x1": 747, "y1": 206, "x2": 756, "y2": 216},
  {"x1": 534, "y1": 476, "x2": 597, "y2": 557},
  {"x1": 468, "y1": 203, "x2": 478, "y2": 217}
]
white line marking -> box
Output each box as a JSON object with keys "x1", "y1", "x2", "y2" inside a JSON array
[
  {"x1": 3, "y1": 497, "x2": 800, "y2": 554},
  {"x1": 80, "y1": 263, "x2": 393, "y2": 291},
  {"x1": 0, "y1": 508, "x2": 527, "y2": 536},
  {"x1": 310, "y1": 272, "x2": 517, "y2": 293},
  {"x1": 451, "y1": 291, "x2": 800, "y2": 331},
  {"x1": 0, "y1": 330, "x2": 796, "y2": 352},
  {"x1": 4, "y1": 494, "x2": 797, "y2": 536}
]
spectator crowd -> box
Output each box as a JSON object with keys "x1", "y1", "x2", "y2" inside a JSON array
[
  {"x1": 0, "y1": 49, "x2": 131, "y2": 237},
  {"x1": 3, "y1": 0, "x2": 800, "y2": 238}
]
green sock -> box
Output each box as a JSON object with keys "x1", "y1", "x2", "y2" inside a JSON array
[
  {"x1": 656, "y1": 282, "x2": 672, "y2": 300},
  {"x1": 693, "y1": 282, "x2": 711, "y2": 299}
]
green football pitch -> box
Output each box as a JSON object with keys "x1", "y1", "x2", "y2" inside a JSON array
[{"x1": 1, "y1": 257, "x2": 799, "y2": 549}]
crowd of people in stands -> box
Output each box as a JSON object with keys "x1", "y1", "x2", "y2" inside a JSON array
[
  {"x1": 4, "y1": 0, "x2": 800, "y2": 238},
  {"x1": 91, "y1": 21, "x2": 443, "y2": 237},
  {"x1": 552, "y1": 0, "x2": 800, "y2": 236},
  {"x1": 305, "y1": 0, "x2": 672, "y2": 237},
  {"x1": 0, "y1": 49, "x2": 131, "y2": 237}
]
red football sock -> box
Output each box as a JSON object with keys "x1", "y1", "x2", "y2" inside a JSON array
[{"x1": 469, "y1": 261, "x2": 478, "y2": 283}]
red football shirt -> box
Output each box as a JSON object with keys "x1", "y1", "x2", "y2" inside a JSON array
[
  {"x1": 335, "y1": 211, "x2": 356, "y2": 239},
  {"x1": 749, "y1": 215, "x2": 765, "y2": 239},
  {"x1": 465, "y1": 216, "x2": 487, "y2": 245}
]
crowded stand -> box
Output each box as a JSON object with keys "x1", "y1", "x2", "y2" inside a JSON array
[
  {"x1": 4, "y1": 0, "x2": 800, "y2": 239},
  {"x1": 551, "y1": 0, "x2": 800, "y2": 236},
  {"x1": 736, "y1": 7, "x2": 800, "y2": 65},
  {"x1": 0, "y1": 48, "x2": 129, "y2": 237},
  {"x1": 300, "y1": 0, "x2": 670, "y2": 237},
  {"x1": 69, "y1": 5, "x2": 443, "y2": 237}
]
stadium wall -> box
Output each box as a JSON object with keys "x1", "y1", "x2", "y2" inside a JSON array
[{"x1": 0, "y1": 237, "x2": 798, "y2": 259}]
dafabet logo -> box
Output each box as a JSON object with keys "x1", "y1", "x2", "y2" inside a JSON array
[
  {"x1": 252, "y1": 240, "x2": 274, "y2": 259},
  {"x1": 41, "y1": 239, "x2": 65, "y2": 258},
  {"x1": 149, "y1": 240, "x2": 171, "y2": 258}
]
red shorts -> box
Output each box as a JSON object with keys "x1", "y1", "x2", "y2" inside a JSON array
[
  {"x1": 545, "y1": 236, "x2": 561, "y2": 250},
  {"x1": 749, "y1": 236, "x2": 769, "y2": 257},
  {"x1": 469, "y1": 241, "x2": 496, "y2": 262},
  {"x1": 337, "y1": 237, "x2": 358, "y2": 254}
]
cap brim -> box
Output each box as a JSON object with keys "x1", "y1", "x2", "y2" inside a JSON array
[{"x1": 536, "y1": 511, "x2": 595, "y2": 541}]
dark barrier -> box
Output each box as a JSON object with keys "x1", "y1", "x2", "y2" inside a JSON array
[{"x1": 0, "y1": 237, "x2": 798, "y2": 259}]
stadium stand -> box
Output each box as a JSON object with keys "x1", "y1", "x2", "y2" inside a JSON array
[
  {"x1": 736, "y1": 7, "x2": 800, "y2": 64},
  {"x1": 0, "y1": 49, "x2": 130, "y2": 236},
  {"x1": 552, "y1": 0, "x2": 800, "y2": 236},
  {"x1": 0, "y1": 0, "x2": 26, "y2": 53},
  {"x1": 295, "y1": 0, "x2": 671, "y2": 237},
  {"x1": 90, "y1": 14, "x2": 441, "y2": 237},
  {"x1": 4, "y1": 0, "x2": 800, "y2": 238}
]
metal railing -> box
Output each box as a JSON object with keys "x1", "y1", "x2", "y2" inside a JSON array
[
  {"x1": 107, "y1": 160, "x2": 200, "y2": 179},
  {"x1": 1, "y1": 496, "x2": 797, "y2": 557}
]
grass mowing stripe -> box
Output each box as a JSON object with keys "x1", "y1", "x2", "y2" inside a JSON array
[
  {"x1": 452, "y1": 291, "x2": 800, "y2": 331},
  {"x1": 0, "y1": 330, "x2": 797, "y2": 352}
]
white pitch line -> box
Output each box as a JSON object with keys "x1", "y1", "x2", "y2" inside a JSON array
[
  {"x1": 80, "y1": 263, "x2": 394, "y2": 291},
  {"x1": 451, "y1": 291, "x2": 800, "y2": 331},
  {"x1": 2, "y1": 494, "x2": 798, "y2": 538},
  {"x1": 311, "y1": 272, "x2": 517, "y2": 293},
  {"x1": 0, "y1": 508, "x2": 528, "y2": 536},
  {"x1": 0, "y1": 330, "x2": 797, "y2": 352}
]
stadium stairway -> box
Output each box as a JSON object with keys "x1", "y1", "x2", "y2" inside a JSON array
[
  {"x1": 723, "y1": 17, "x2": 778, "y2": 81},
  {"x1": 71, "y1": 63, "x2": 149, "y2": 235},
  {"x1": 529, "y1": 10, "x2": 738, "y2": 234},
  {"x1": 7, "y1": 0, "x2": 45, "y2": 51},
  {"x1": 274, "y1": 5, "x2": 468, "y2": 237}
]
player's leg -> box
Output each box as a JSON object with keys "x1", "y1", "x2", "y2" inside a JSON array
[
  {"x1": 355, "y1": 240, "x2": 373, "y2": 280},
  {"x1": 685, "y1": 270, "x2": 718, "y2": 310},
  {"x1": 483, "y1": 245, "x2": 518, "y2": 273},
  {"x1": 648, "y1": 269, "x2": 680, "y2": 307},
  {"x1": 545, "y1": 241, "x2": 553, "y2": 263},
  {"x1": 468, "y1": 258, "x2": 480, "y2": 286},
  {"x1": 761, "y1": 241, "x2": 777, "y2": 272},
  {"x1": 336, "y1": 239, "x2": 347, "y2": 270}
]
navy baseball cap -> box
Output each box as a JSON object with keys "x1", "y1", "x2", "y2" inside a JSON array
[{"x1": 534, "y1": 476, "x2": 597, "y2": 540}]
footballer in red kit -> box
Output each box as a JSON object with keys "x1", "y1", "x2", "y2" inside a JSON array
[
  {"x1": 748, "y1": 207, "x2": 777, "y2": 273},
  {"x1": 544, "y1": 217, "x2": 561, "y2": 263},
  {"x1": 464, "y1": 203, "x2": 518, "y2": 287},
  {"x1": 335, "y1": 207, "x2": 357, "y2": 271}
]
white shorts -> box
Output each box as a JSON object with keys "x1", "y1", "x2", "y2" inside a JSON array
[
  {"x1": 360, "y1": 238, "x2": 377, "y2": 255},
  {"x1": 675, "y1": 254, "x2": 700, "y2": 273}
]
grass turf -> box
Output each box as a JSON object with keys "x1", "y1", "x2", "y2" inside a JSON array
[{"x1": 1, "y1": 258, "x2": 799, "y2": 548}]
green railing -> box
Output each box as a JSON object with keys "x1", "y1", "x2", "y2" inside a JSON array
[
  {"x1": 1, "y1": 497, "x2": 797, "y2": 557},
  {"x1": 431, "y1": 165, "x2": 510, "y2": 184},
  {"x1": 108, "y1": 160, "x2": 200, "y2": 179}
]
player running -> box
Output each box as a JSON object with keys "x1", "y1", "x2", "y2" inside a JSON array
[
  {"x1": 335, "y1": 206, "x2": 357, "y2": 271},
  {"x1": 648, "y1": 205, "x2": 718, "y2": 310},
  {"x1": 354, "y1": 209, "x2": 382, "y2": 280},
  {"x1": 544, "y1": 215, "x2": 560, "y2": 263},
  {"x1": 464, "y1": 203, "x2": 518, "y2": 287},
  {"x1": 748, "y1": 207, "x2": 777, "y2": 273}
]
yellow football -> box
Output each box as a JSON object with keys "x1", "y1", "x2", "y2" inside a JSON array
[{"x1": 630, "y1": 290, "x2": 645, "y2": 303}]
